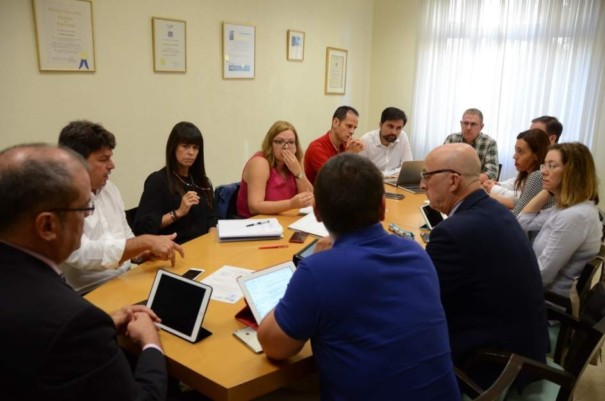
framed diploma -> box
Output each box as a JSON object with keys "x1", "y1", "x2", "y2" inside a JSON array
[
  {"x1": 222, "y1": 22, "x2": 255, "y2": 79},
  {"x1": 32, "y1": 0, "x2": 96, "y2": 72},
  {"x1": 152, "y1": 17, "x2": 187, "y2": 72},
  {"x1": 324, "y1": 47, "x2": 348, "y2": 95},
  {"x1": 287, "y1": 30, "x2": 305, "y2": 61}
]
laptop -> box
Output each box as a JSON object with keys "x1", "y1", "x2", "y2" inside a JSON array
[
  {"x1": 384, "y1": 160, "x2": 425, "y2": 194},
  {"x1": 145, "y1": 269, "x2": 213, "y2": 343}
]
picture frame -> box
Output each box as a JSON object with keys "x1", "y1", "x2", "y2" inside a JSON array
[
  {"x1": 287, "y1": 30, "x2": 305, "y2": 61},
  {"x1": 222, "y1": 22, "x2": 255, "y2": 79},
  {"x1": 325, "y1": 47, "x2": 347, "y2": 95},
  {"x1": 152, "y1": 17, "x2": 186, "y2": 72},
  {"x1": 32, "y1": 0, "x2": 96, "y2": 72}
]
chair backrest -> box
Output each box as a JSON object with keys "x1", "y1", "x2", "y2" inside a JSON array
[
  {"x1": 557, "y1": 282, "x2": 605, "y2": 400},
  {"x1": 214, "y1": 182, "x2": 240, "y2": 219},
  {"x1": 125, "y1": 207, "x2": 138, "y2": 231},
  {"x1": 457, "y1": 354, "x2": 525, "y2": 401}
]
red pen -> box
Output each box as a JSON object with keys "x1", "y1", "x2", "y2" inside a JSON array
[{"x1": 258, "y1": 244, "x2": 289, "y2": 250}]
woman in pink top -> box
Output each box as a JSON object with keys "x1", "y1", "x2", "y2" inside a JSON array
[{"x1": 237, "y1": 121, "x2": 314, "y2": 218}]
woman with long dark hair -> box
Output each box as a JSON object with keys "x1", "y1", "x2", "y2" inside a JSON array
[{"x1": 134, "y1": 121, "x2": 217, "y2": 243}]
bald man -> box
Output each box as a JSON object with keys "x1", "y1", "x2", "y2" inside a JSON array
[
  {"x1": 420, "y1": 143, "x2": 548, "y2": 389},
  {"x1": 0, "y1": 144, "x2": 166, "y2": 400}
]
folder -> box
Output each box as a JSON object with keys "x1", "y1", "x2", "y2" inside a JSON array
[{"x1": 217, "y1": 218, "x2": 283, "y2": 242}]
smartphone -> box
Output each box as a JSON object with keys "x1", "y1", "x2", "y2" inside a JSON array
[
  {"x1": 385, "y1": 192, "x2": 405, "y2": 200},
  {"x1": 182, "y1": 268, "x2": 205, "y2": 281},
  {"x1": 233, "y1": 327, "x2": 263, "y2": 354},
  {"x1": 289, "y1": 231, "x2": 308, "y2": 243}
]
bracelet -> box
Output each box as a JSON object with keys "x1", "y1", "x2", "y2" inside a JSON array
[
  {"x1": 170, "y1": 210, "x2": 177, "y2": 222},
  {"x1": 295, "y1": 171, "x2": 304, "y2": 180}
]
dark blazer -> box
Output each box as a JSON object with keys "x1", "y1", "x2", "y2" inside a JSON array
[
  {"x1": 426, "y1": 190, "x2": 548, "y2": 385},
  {"x1": 0, "y1": 242, "x2": 167, "y2": 401}
]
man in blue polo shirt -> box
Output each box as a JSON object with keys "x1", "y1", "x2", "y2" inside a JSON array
[{"x1": 258, "y1": 153, "x2": 460, "y2": 401}]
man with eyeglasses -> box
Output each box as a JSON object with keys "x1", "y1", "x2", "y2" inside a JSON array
[
  {"x1": 59, "y1": 120, "x2": 184, "y2": 295},
  {"x1": 421, "y1": 143, "x2": 548, "y2": 390},
  {"x1": 0, "y1": 144, "x2": 167, "y2": 400},
  {"x1": 303, "y1": 105, "x2": 364, "y2": 184},
  {"x1": 359, "y1": 107, "x2": 413, "y2": 176},
  {"x1": 444, "y1": 108, "x2": 499, "y2": 183}
]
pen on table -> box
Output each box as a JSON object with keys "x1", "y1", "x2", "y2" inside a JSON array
[
  {"x1": 258, "y1": 245, "x2": 289, "y2": 250},
  {"x1": 246, "y1": 220, "x2": 270, "y2": 227}
]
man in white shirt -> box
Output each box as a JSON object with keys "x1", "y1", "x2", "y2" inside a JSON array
[
  {"x1": 359, "y1": 107, "x2": 412, "y2": 176},
  {"x1": 59, "y1": 120, "x2": 184, "y2": 294}
]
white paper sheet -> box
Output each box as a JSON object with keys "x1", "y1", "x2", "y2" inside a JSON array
[{"x1": 201, "y1": 265, "x2": 253, "y2": 304}]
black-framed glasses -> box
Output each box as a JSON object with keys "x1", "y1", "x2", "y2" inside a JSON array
[
  {"x1": 49, "y1": 200, "x2": 95, "y2": 217},
  {"x1": 273, "y1": 139, "x2": 297, "y2": 148},
  {"x1": 420, "y1": 169, "x2": 461, "y2": 181}
]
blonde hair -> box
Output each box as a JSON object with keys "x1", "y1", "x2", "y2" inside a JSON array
[
  {"x1": 552, "y1": 142, "x2": 599, "y2": 208},
  {"x1": 260, "y1": 121, "x2": 303, "y2": 167}
]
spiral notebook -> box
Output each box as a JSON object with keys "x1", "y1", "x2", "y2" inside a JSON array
[{"x1": 217, "y1": 218, "x2": 283, "y2": 242}]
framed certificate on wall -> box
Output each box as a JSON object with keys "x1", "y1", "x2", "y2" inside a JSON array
[
  {"x1": 222, "y1": 22, "x2": 255, "y2": 79},
  {"x1": 325, "y1": 47, "x2": 347, "y2": 95},
  {"x1": 32, "y1": 0, "x2": 96, "y2": 72}
]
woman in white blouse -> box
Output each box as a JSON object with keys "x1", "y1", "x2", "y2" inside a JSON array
[{"x1": 518, "y1": 142, "x2": 601, "y2": 296}]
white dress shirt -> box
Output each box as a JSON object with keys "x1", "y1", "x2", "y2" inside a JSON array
[
  {"x1": 359, "y1": 129, "x2": 413, "y2": 176},
  {"x1": 490, "y1": 176, "x2": 518, "y2": 199},
  {"x1": 60, "y1": 180, "x2": 134, "y2": 294},
  {"x1": 518, "y1": 200, "x2": 602, "y2": 296}
]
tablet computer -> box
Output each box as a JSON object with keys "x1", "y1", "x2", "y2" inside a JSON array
[
  {"x1": 420, "y1": 204, "x2": 447, "y2": 230},
  {"x1": 237, "y1": 261, "x2": 296, "y2": 325},
  {"x1": 293, "y1": 238, "x2": 318, "y2": 266},
  {"x1": 146, "y1": 269, "x2": 213, "y2": 343}
]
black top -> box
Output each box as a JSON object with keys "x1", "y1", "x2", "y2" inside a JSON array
[{"x1": 134, "y1": 167, "x2": 218, "y2": 244}]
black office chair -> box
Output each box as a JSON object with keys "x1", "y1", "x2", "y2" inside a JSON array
[
  {"x1": 124, "y1": 207, "x2": 138, "y2": 231},
  {"x1": 458, "y1": 282, "x2": 605, "y2": 401}
]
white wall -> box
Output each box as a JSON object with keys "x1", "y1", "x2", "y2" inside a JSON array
[{"x1": 0, "y1": 0, "x2": 374, "y2": 207}]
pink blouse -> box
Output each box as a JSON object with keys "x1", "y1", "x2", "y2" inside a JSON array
[{"x1": 236, "y1": 152, "x2": 298, "y2": 218}]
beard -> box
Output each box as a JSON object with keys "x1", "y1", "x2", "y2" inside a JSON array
[{"x1": 382, "y1": 134, "x2": 397, "y2": 143}]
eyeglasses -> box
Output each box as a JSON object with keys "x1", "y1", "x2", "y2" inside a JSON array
[
  {"x1": 273, "y1": 139, "x2": 297, "y2": 148},
  {"x1": 540, "y1": 163, "x2": 562, "y2": 172},
  {"x1": 420, "y1": 169, "x2": 461, "y2": 181},
  {"x1": 49, "y1": 200, "x2": 95, "y2": 217}
]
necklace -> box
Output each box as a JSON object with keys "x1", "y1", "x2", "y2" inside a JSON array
[
  {"x1": 328, "y1": 132, "x2": 340, "y2": 152},
  {"x1": 172, "y1": 171, "x2": 196, "y2": 188}
]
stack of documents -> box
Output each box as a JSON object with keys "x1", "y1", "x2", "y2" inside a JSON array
[
  {"x1": 288, "y1": 213, "x2": 329, "y2": 237},
  {"x1": 217, "y1": 218, "x2": 283, "y2": 242}
]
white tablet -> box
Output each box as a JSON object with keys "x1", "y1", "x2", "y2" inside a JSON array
[
  {"x1": 146, "y1": 269, "x2": 213, "y2": 343},
  {"x1": 420, "y1": 204, "x2": 447, "y2": 230},
  {"x1": 237, "y1": 261, "x2": 296, "y2": 325}
]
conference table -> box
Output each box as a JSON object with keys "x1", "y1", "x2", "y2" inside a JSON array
[{"x1": 85, "y1": 185, "x2": 428, "y2": 401}]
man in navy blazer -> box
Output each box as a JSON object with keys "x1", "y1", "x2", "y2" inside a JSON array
[
  {"x1": 422, "y1": 143, "x2": 548, "y2": 388},
  {"x1": 0, "y1": 144, "x2": 167, "y2": 401}
]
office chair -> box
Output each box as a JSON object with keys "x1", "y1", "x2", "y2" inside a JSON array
[
  {"x1": 214, "y1": 182, "x2": 240, "y2": 219},
  {"x1": 458, "y1": 282, "x2": 605, "y2": 401}
]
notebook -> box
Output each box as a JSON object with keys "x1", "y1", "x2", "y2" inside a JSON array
[
  {"x1": 145, "y1": 269, "x2": 213, "y2": 343},
  {"x1": 384, "y1": 160, "x2": 425, "y2": 194},
  {"x1": 235, "y1": 261, "x2": 296, "y2": 328},
  {"x1": 217, "y1": 218, "x2": 283, "y2": 242}
]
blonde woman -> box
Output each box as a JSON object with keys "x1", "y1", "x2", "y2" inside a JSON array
[
  {"x1": 237, "y1": 121, "x2": 313, "y2": 218},
  {"x1": 518, "y1": 142, "x2": 601, "y2": 295}
]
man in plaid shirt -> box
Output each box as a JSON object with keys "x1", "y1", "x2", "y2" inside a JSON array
[{"x1": 444, "y1": 108, "x2": 499, "y2": 183}]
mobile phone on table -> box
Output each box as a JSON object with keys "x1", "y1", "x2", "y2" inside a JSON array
[
  {"x1": 385, "y1": 192, "x2": 405, "y2": 200},
  {"x1": 289, "y1": 231, "x2": 308, "y2": 243},
  {"x1": 233, "y1": 327, "x2": 263, "y2": 354},
  {"x1": 182, "y1": 268, "x2": 205, "y2": 281}
]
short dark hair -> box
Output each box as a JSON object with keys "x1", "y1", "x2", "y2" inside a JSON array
[
  {"x1": 332, "y1": 106, "x2": 359, "y2": 122},
  {"x1": 531, "y1": 116, "x2": 563, "y2": 143},
  {"x1": 380, "y1": 107, "x2": 407, "y2": 125},
  {"x1": 58, "y1": 120, "x2": 116, "y2": 158},
  {"x1": 315, "y1": 153, "x2": 384, "y2": 235},
  {"x1": 0, "y1": 144, "x2": 85, "y2": 234}
]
